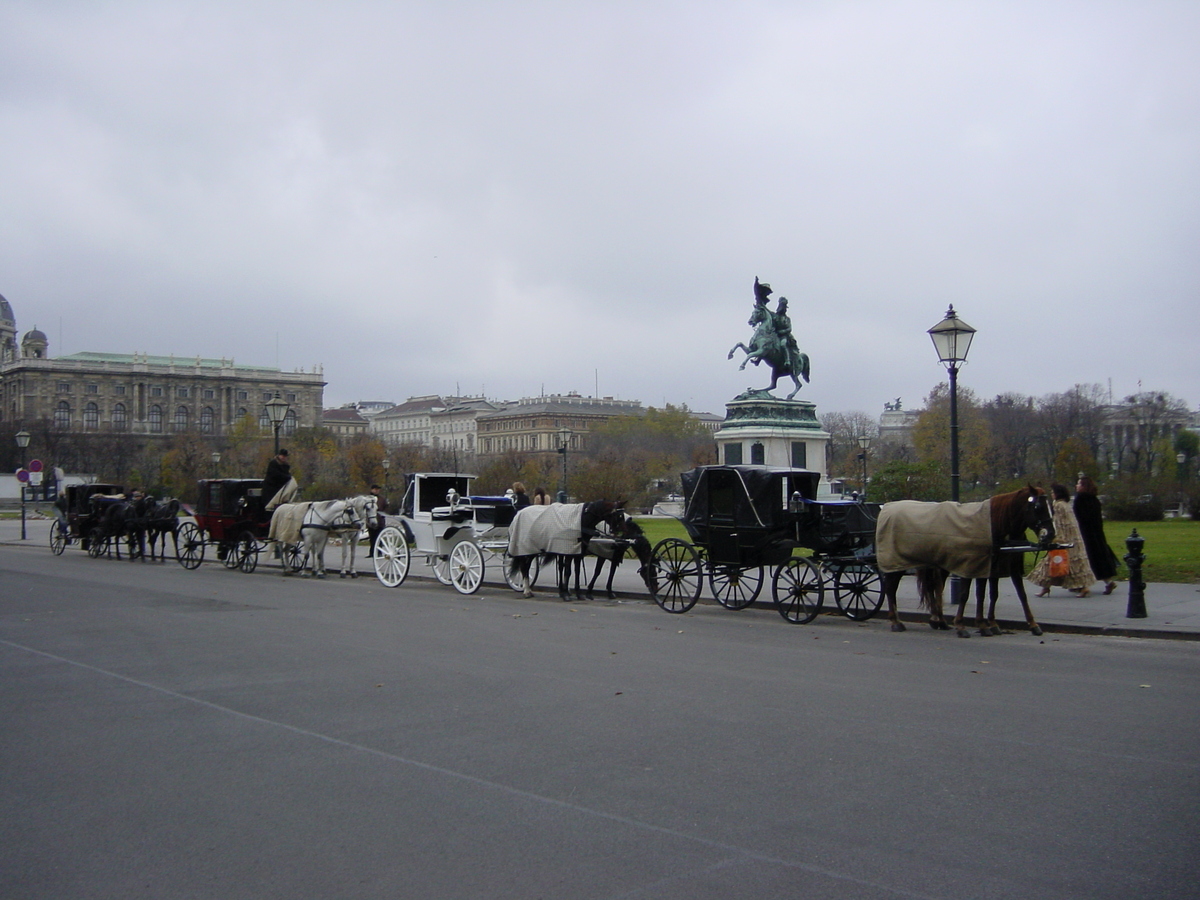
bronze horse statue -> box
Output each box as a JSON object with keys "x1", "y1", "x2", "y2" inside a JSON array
[
  {"x1": 877, "y1": 486, "x2": 1055, "y2": 637},
  {"x1": 727, "y1": 277, "x2": 810, "y2": 399}
]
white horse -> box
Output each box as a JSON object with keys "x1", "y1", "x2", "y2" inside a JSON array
[{"x1": 297, "y1": 495, "x2": 377, "y2": 579}]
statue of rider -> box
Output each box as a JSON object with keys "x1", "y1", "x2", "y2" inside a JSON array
[{"x1": 773, "y1": 297, "x2": 803, "y2": 374}]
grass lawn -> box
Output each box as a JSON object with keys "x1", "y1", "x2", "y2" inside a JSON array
[{"x1": 634, "y1": 515, "x2": 1200, "y2": 584}]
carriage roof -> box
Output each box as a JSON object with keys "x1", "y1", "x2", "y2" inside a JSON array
[
  {"x1": 194, "y1": 479, "x2": 264, "y2": 518},
  {"x1": 65, "y1": 483, "x2": 124, "y2": 514},
  {"x1": 680, "y1": 465, "x2": 821, "y2": 530}
]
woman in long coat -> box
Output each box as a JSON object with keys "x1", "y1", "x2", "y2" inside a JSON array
[
  {"x1": 1028, "y1": 483, "x2": 1096, "y2": 597},
  {"x1": 1073, "y1": 475, "x2": 1119, "y2": 595}
]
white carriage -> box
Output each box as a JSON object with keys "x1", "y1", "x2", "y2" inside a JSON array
[{"x1": 371, "y1": 472, "x2": 528, "y2": 594}]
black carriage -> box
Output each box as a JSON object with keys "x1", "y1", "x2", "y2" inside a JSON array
[
  {"x1": 175, "y1": 478, "x2": 303, "y2": 573},
  {"x1": 49, "y1": 483, "x2": 126, "y2": 557},
  {"x1": 650, "y1": 465, "x2": 883, "y2": 624}
]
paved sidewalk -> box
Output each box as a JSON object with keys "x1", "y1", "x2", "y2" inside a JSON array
[{"x1": 5, "y1": 514, "x2": 1197, "y2": 639}]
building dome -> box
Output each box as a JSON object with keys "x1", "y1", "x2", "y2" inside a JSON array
[
  {"x1": 24, "y1": 327, "x2": 47, "y2": 342},
  {"x1": 0, "y1": 293, "x2": 13, "y2": 325},
  {"x1": 21, "y1": 327, "x2": 48, "y2": 359}
]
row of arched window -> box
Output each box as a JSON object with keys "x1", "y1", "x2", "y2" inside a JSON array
[{"x1": 52, "y1": 401, "x2": 298, "y2": 435}]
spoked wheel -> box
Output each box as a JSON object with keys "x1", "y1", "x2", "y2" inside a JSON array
[
  {"x1": 448, "y1": 540, "x2": 484, "y2": 594},
  {"x1": 221, "y1": 539, "x2": 241, "y2": 569},
  {"x1": 282, "y1": 542, "x2": 308, "y2": 573},
  {"x1": 372, "y1": 526, "x2": 410, "y2": 588},
  {"x1": 650, "y1": 538, "x2": 704, "y2": 614},
  {"x1": 431, "y1": 554, "x2": 453, "y2": 585},
  {"x1": 710, "y1": 564, "x2": 764, "y2": 610},
  {"x1": 49, "y1": 524, "x2": 67, "y2": 556},
  {"x1": 832, "y1": 563, "x2": 883, "y2": 621},
  {"x1": 236, "y1": 530, "x2": 260, "y2": 574},
  {"x1": 774, "y1": 557, "x2": 825, "y2": 624},
  {"x1": 175, "y1": 522, "x2": 205, "y2": 569},
  {"x1": 87, "y1": 527, "x2": 107, "y2": 559},
  {"x1": 502, "y1": 552, "x2": 541, "y2": 591}
]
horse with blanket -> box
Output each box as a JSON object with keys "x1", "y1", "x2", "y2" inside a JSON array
[
  {"x1": 875, "y1": 486, "x2": 1054, "y2": 637},
  {"x1": 268, "y1": 495, "x2": 377, "y2": 578},
  {"x1": 507, "y1": 501, "x2": 658, "y2": 600}
]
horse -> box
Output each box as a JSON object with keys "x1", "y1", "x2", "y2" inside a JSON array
[
  {"x1": 296, "y1": 495, "x2": 377, "y2": 579},
  {"x1": 144, "y1": 497, "x2": 181, "y2": 561},
  {"x1": 97, "y1": 495, "x2": 154, "y2": 561},
  {"x1": 727, "y1": 302, "x2": 810, "y2": 399},
  {"x1": 508, "y1": 501, "x2": 657, "y2": 601},
  {"x1": 876, "y1": 486, "x2": 1054, "y2": 637},
  {"x1": 581, "y1": 516, "x2": 657, "y2": 600}
]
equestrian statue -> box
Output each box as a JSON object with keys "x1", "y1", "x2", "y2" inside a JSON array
[{"x1": 727, "y1": 276, "x2": 811, "y2": 400}]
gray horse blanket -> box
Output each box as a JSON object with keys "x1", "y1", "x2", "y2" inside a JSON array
[
  {"x1": 268, "y1": 501, "x2": 312, "y2": 546},
  {"x1": 875, "y1": 499, "x2": 994, "y2": 579},
  {"x1": 508, "y1": 503, "x2": 585, "y2": 557}
]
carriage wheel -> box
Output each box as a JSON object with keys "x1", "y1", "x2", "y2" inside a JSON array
[
  {"x1": 832, "y1": 563, "x2": 883, "y2": 621},
  {"x1": 221, "y1": 539, "x2": 241, "y2": 569},
  {"x1": 175, "y1": 522, "x2": 205, "y2": 569},
  {"x1": 502, "y1": 552, "x2": 541, "y2": 591},
  {"x1": 49, "y1": 524, "x2": 67, "y2": 556},
  {"x1": 87, "y1": 527, "x2": 107, "y2": 559},
  {"x1": 449, "y1": 540, "x2": 485, "y2": 595},
  {"x1": 372, "y1": 526, "x2": 410, "y2": 588},
  {"x1": 282, "y1": 542, "x2": 308, "y2": 573},
  {"x1": 650, "y1": 538, "x2": 703, "y2": 614},
  {"x1": 236, "y1": 530, "x2": 260, "y2": 574},
  {"x1": 773, "y1": 557, "x2": 824, "y2": 624},
  {"x1": 709, "y1": 564, "x2": 765, "y2": 610},
  {"x1": 432, "y1": 554, "x2": 454, "y2": 585}
]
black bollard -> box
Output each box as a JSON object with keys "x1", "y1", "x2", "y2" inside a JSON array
[{"x1": 1124, "y1": 529, "x2": 1147, "y2": 619}]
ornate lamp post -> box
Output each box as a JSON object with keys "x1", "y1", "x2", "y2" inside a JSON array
[
  {"x1": 928, "y1": 306, "x2": 976, "y2": 504},
  {"x1": 15, "y1": 430, "x2": 30, "y2": 541},
  {"x1": 211, "y1": 450, "x2": 222, "y2": 478},
  {"x1": 264, "y1": 392, "x2": 291, "y2": 455},
  {"x1": 857, "y1": 435, "x2": 872, "y2": 500},
  {"x1": 557, "y1": 426, "x2": 572, "y2": 501},
  {"x1": 928, "y1": 306, "x2": 976, "y2": 610},
  {"x1": 381, "y1": 456, "x2": 391, "y2": 493}
]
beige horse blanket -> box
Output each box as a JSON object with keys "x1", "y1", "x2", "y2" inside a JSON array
[
  {"x1": 268, "y1": 501, "x2": 313, "y2": 546},
  {"x1": 875, "y1": 499, "x2": 994, "y2": 579},
  {"x1": 508, "y1": 503, "x2": 585, "y2": 557}
]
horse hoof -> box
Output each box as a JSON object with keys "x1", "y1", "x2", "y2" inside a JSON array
[
  {"x1": 890, "y1": 622, "x2": 907, "y2": 632},
  {"x1": 956, "y1": 628, "x2": 971, "y2": 638},
  {"x1": 350, "y1": 572, "x2": 358, "y2": 579},
  {"x1": 1030, "y1": 625, "x2": 1043, "y2": 636},
  {"x1": 317, "y1": 573, "x2": 326, "y2": 579}
]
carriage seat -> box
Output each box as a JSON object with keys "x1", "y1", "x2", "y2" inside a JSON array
[{"x1": 431, "y1": 505, "x2": 473, "y2": 523}]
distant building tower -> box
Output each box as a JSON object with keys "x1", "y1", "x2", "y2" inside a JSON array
[
  {"x1": 0, "y1": 293, "x2": 16, "y2": 364},
  {"x1": 22, "y1": 327, "x2": 48, "y2": 359}
]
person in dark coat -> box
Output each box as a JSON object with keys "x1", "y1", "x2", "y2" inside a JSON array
[
  {"x1": 262, "y1": 448, "x2": 296, "y2": 510},
  {"x1": 1074, "y1": 474, "x2": 1119, "y2": 595},
  {"x1": 511, "y1": 482, "x2": 531, "y2": 511},
  {"x1": 367, "y1": 483, "x2": 388, "y2": 557}
]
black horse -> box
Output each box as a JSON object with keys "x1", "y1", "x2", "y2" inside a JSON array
[
  {"x1": 508, "y1": 500, "x2": 658, "y2": 601},
  {"x1": 580, "y1": 515, "x2": 656, "y2": 600},
  {"x1": 143, "y1": 497, "x2": 181, "y2": 561}
]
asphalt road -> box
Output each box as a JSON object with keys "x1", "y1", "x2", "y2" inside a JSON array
[{"x1": 3, "y1": 543, "x2": 1198, "y2": 900}]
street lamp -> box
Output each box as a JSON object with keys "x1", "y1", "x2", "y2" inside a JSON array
[
  {"x1": 557, "y1": 426, "x2": 572, "y2": 501},
  {"x1": 928, "y1": 305, "x2": 976, "y2": 504},
  {"x1": 381, "y1": 456, "x2": 391, "y2": 493},
  {"x1": 929, "y1": 305, "x2": 975, "y2": 612},
  {"x1": 857, "y1": 435, "x2": 872, "y2": 500},
  {"x1": 15, "y1": 430, "x2": 30, "y2": 541},
  {"x1": 264, "y1": 392, "x2": 291, "y2": 455},
  {"x1": 211, "y1": 450, "x2": 222, "y2": 478}
]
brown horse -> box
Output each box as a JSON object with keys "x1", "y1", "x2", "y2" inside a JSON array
[{"x1": 878, "y1": 486, "x2": 1054, "y2": 637}]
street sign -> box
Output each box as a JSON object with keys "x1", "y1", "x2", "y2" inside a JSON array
[
  {"x1": 29, "y1": 459, "x2": 44, "y2": 473},
  {"x1": 30, "y1": 471, "x2": 43, "y2": 485},
  {"x1": 16, "y1": 469, "x2": 29, "y2": 483}
]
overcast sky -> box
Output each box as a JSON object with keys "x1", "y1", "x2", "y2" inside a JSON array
[{"x1": 2, "y1": 1, "x2": 1197, "y2": 420}]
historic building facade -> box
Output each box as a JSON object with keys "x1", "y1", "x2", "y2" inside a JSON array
[
  {"x1": 0, "y1": 294, "x2": 325, "y2": 436},
  {"x1": 476, "y1": 394, "x2": 644, "y2": 456}
]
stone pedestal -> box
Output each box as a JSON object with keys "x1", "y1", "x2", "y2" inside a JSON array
[{"x1": 714, "y1": 396, "x2": 830, "y2": 487}]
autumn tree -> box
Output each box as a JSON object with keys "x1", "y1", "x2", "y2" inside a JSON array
[{"x1": 910, "y1": 383, "x2": 993, "y2": 495}]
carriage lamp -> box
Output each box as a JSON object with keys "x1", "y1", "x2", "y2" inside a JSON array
[
  {"x1": 211, "y1": 451, "x2": 221, "y2": 477},
  {"x1": 264, "y1": 392, "x2": 290, "y2": 454},
  {"x1": 558, "y1": 427, "x2": 572, "y2": 500},
  {"x1": 857, "y1": 435, "x2": 872, "y2": 501},
  {"x1": 15, "y1": 430, "x2": 30, "y2": 541}
]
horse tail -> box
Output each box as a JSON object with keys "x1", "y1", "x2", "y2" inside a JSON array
[{"x1": 915, "y1": 567, "x2": 947, "y2": 610}]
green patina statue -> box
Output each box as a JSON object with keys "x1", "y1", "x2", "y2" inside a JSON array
[{"x1": 727, "y1": 277, "x2": 811, "y2": 400}]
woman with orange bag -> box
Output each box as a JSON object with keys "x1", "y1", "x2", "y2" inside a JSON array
[{"x1": 1028, "y1": 483, "x2": 1096, "y2": 597}]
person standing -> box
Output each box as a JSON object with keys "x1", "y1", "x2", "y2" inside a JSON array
[
  {"x1": 366, "y1": 483, "x2": 388, "y2": 557},
  {"x1": 262, "y1": 448, "x2": 298, "y2": 511},
  {"x1": 1028, "y1": 483, "x2": 1096, "y2": 597},
  {"x1": 512, "y1": 482, "x2": 531, "y2": 510},
  {"x1": 1074, "y1": 475, "x2": 1120, "y2": 595},
  {"x1": 532, "y1": 487, "x2": 550, "y2": 506}
]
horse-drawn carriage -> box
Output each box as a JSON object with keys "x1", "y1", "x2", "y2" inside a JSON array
[
  {"x1": 175, "y1": 478, "x2": 304, "y2": 573},
  {"x1": 371, "y1": 472, "x2": 521, "y2": 594},
  {"x1": 49, "y1": 482, "x2": 125, "y2": 557},
  {"x1": 650, "y1": 465, "x2": 884, "y2": 624}
]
